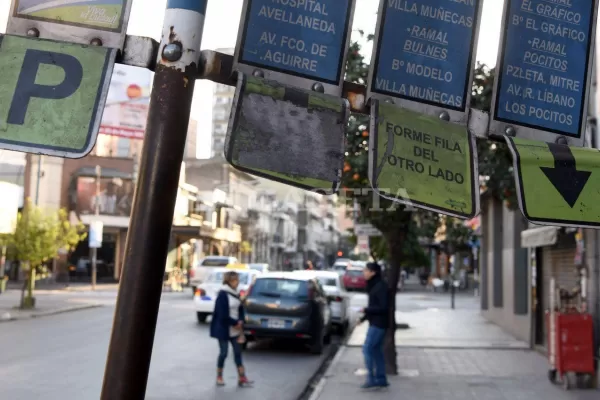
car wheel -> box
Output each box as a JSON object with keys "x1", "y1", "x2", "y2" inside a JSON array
[
  {"x1": 324, "y1": 328, "x2": 332, "y2": 345},
  {"x1": 196, "y1": 312, "x2": 208, "y2": 324},
  {"x1": 339, "y1": 321, "x2": 348, "y2": 336},
  {"x1": 309, "y1": 333, "x2": 325, "y2": 354}
]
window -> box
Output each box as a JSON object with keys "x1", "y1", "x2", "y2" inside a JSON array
[
  {"x1": 317, "y1": 277, "x2": 337, "y2": 288},
  {"x1": 346, "y1": 269, "x2": 362, "y2": 277},
  {"x1": 251, "y1": 278, "x2": 308, "y2": 298},
  {"x1": 208, "y1": 271, "x2": 250, "y2": 284},
  {"x1": 116, "y1": 138, "x2": 130, "y2": 157},
  {"x1": 200, "y1": 258, "x2": 231, "y2": 267}
]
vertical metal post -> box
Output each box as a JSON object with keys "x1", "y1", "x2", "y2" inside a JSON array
[
  {"x1": 100, "y1": 1, "x2": 207, "y2": 399},
  {"x1": 91, "y1": 165, "x2": 101, "y2": 290},
  {"x1": 34, "y1": 156, "x2": 42, "y2": 205},
  {"x1": 0, "y1": 245, "x2": 6, "y2": 293}
]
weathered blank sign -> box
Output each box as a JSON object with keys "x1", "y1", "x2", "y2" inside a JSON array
[{"x1": 225, "y1": 74, "x2": 348, "y2": 194}]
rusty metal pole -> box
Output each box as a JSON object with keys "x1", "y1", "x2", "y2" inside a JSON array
[{"x1": 100, "y1": 1, "x2": 207, "y2": 399}]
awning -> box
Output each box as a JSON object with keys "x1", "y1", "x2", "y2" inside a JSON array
[{"x1": 521, "y1": 226, "x2": 559, "y2": 248}]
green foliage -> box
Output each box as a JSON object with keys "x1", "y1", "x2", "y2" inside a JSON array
[
  {"x1": 343, "y1": 34, "x2": 438, "y2": 267},
  {"x1": 10, "y1": 199, "x2": 86, "y2": 308},
  {"x1": 472, "y1": 64, "x2": 517, "y2": 209},
  {"x1": 444, "y1": 217, "x2": 475, "y2": 250}
]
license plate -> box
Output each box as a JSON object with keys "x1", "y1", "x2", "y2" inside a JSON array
[
  {"x1": 201, "y1": 296, "x2": 211, "y2": 301},
  {"x1": 266, "y1": 319, "x2": 285, "y2": 329},
  {"x1": 352, "y1": 278, "x2": 358, "y2": 283}
]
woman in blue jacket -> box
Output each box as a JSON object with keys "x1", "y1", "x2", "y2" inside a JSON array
[{"x1": 210, "y1": 271, "x2": 253, "y2": 387}]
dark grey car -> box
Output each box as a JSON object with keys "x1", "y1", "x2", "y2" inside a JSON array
[{"x1": 243, "y1": 273, "x2": 333, "y2": 354}]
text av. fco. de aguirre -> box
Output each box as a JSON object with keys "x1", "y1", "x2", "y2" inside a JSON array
[{"x1": 254, "y1": 0, "x2": 338, "y2": 74}]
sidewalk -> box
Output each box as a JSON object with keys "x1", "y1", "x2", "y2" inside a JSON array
[
  {"x1": 0, "y1": 289, "x2": 102, "y2": 322},
  {"x1": 311, "y1": 295, "x2": 598, "y2": 400},
  {"x1": 348, "y1": 296, "x2": 528, "y2": 349}
]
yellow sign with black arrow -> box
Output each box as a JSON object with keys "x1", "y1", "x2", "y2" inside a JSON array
[{"x1": 505, "y1": 136, "x2": 600, "y2": 227}]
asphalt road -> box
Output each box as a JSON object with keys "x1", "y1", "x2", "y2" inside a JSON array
[{"x1": 0, "y1": 291, "x2": 343, "y2": 400}]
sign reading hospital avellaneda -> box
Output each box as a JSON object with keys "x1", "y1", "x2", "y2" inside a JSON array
[
  {"x1": 13, "y1": 0, "x2": 127, "y2": 31},
  {"x1": 0, "y1": 34, "x2": 116, "y2": 158},
  {"x1": 369, "y1": 100, "x2": 479, "y2": 219},
  {"x1": 369, "y1": 0, "x2": 482, "y2": 111},
  {"x1": 493, "y1": 0, "x2": 596, "y2": 140},
  {"x1": 236, "y1": 0, "x2": 355, "y2": 89}
]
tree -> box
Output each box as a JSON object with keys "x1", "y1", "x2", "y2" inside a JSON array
[
  {"x1": 343, "y1": 35, "x2": 440, "y2": 374},
  {"x1": 11, "y1": 199, "x2": 85, "y2": 309},
  {"x1": 343, "y1": 38, "x2": 504, "y2": 374},
  {"x1": 472, "y1": 64, "x2": 517, "y2": 209}
]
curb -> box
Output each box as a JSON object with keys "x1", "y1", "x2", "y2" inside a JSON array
[
  {"x1": 308, "y1": 345, "x2": 347, "y2": 400},
  {"x1": 0, "y1": 303, "x2": 103, "y2": 323}
]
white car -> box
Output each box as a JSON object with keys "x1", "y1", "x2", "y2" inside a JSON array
[
  {"x1": 248, "y1": 263, "x2": 269, "y2": 274},
  {"x1": 293, "y1": 270, "x2": 350, "y2": 333},
  {"x1": 194, "y1": 268, "x2": 258, "y2": 323},
  {"x1": 189, "y1": 256, "x2": 238, "y2": 294}
]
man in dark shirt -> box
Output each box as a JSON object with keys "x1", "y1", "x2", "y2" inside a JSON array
[{"x1": 359, "y1": 262, "x2": 389, "y2": 389}]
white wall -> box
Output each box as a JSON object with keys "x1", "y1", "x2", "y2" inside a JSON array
[
  {"x1": 482, "y1": 197, "x2": 531, "y2": 344},
  {"x1": 28, "y1": 155, "x2": 64, "y2": 210}
]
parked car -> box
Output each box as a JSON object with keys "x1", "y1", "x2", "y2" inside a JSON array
[
  {"x1": 189, "y1": 256, "x2": 238, "y2": 294},
  {"x1": 248, "y1": 263, "x2": 269, "y2": 274},
  {"x1": 193, "y1": 267, "x2": 258, "y2": 323},
  {"x1": 294, "y1": 270, "x2": 350, "y2": 334},
  {"x1": 330, "y1": 259, "x2": 352, "y2": 275},
  {"x1": 343, "y1": 268, "x2": 366, "y2": 291},
  {"x1": 243, "y1": 272, "x2": 333, "y2": 354}
]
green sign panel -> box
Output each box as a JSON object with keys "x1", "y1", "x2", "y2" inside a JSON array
[
  {"x1": 0, "y1": 34, "x2": 115, "y2": 158},
  {"x1": 14, "y1": 0, "x2": 127, "y2": 31},
  {"x1": 225, "y1": 75, "x2": 348, "y2": 194},
  {"x1": 369, "y1": 100, "x2": 479, "y2": 218},
  {"x1": 506, "y1": 136, "x2": 600, "y2": 227}
]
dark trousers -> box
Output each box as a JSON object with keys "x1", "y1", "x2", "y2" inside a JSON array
[{"x1": 217, "y1": 338, "x2": 243, "y2": 369}]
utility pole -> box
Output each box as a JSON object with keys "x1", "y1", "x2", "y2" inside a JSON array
[
  {"x1": 101, "y1": 1, "x2": 207, "y2": 398},
  {"x1": 91, "y1": 165, "x2": 101, "y2": 290},
  {"x1": 34, "y1": 155, "x2": 42, "y2": 205}
]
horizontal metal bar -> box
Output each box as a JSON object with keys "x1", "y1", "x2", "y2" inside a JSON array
[
  {"x1": 119, "y1": 37, "x2": 495, "y2": 141},
  {"x1": 119, "y1": 35, "x2": 159, "y2": 70}
]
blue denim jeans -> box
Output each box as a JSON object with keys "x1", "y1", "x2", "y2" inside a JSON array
[
  {"x1": 217, "y1": 338, "x2": 243, "y2": 368},
  {"x1": 362, "y1": 325, "x2": 387, "y2": 385}
]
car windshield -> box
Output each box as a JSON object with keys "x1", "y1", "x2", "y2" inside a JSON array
[
  {"x1": 208, "y1": 271, "x2": 250, "y2": 284},
  {"x1": 201, "y1": 258, "x2": 231, "y2": 267},
  {"x1": 251, "y1": 278, "x2": 308, "y2": 298},
  {"x1": 346, "y1": 269, "x2": 363, "y2": 277},
  {"x1": 317, "y1": 277, "x2": 337, "y2": 287},
  {"x1": 332, "y1": 263, "x2": 347, "y2": 271}
]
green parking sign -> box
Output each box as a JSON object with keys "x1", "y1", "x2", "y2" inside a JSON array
[{"x1": 0, "y1": 34, "x2": 116, "y2": 157}]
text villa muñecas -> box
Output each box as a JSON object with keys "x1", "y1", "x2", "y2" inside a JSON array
[
  {"x1": 80, "y1": 6, "x2": 118, "y2": 26},
  {"x1": 385, "y1": 122, "x2": 465, "y2": 184}
]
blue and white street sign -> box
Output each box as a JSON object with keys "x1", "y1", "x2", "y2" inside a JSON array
[
  {"x1": 368, "y1": 0, "x2": 482, "y2": 113},
  {"x1": 490, "y1": 0, "x2": 598, "y2": 146},
  {"x1": 234, "y1": 0, "x2": 356, "y2": 95},
  {"x1": 89, "y1": 221, "x2": 103, "y2": 249}
]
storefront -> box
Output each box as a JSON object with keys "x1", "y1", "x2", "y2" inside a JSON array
[
  {"x1": 67, "y1": 167, "x2": 134, "y2": 282},
  {"x1": 523, "y1": 226, "x2": 578, "y2": 350}
]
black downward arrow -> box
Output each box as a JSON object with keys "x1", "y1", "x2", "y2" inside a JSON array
[{"x1": 540, "y1": 143, "x2": 591, "y2": 208}]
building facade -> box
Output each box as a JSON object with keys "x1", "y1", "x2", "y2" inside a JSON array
[{"x1": 211, "y1": 48, "x2": 235, "y2": 158}]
